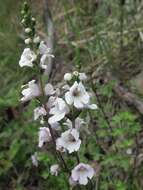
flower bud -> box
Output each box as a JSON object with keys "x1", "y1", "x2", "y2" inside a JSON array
[
  {"x1": 126, "y1": 148, "x2": 132, "y2": 155},
  {"x1": 31, "y1": 17, "x2": 36, "y2": 25},
  {"x1": 40, "y1": 118, "x2": 45, "y2": 125},
  {"x1": 50, "y1": 164, "x2": 60, "y2": 176},
  {"x1": 25, "y1": 38, "x2": 32, "y2": 44},
  {"x1": 25, "y1": 28, "x2": 31, "y2": 33},
  {"x1": 21, "y1": 10, "x2": 25, "y2": 16},
  {"x1": 64, "y1": 73, "x2": 72, "y2": 81},
  {"x1": 21, "y1": 19, "x2": 25, "y2": 24},
  {"x1": 31, "y1": 153, "x2": 38, "y2": 167},
  {"x1": 33, "y1": 36, "x2": 40, "y2": 44},
  {"x1": 73, "y1": 71, "x2": 79, "y2": 77},
  {"x1": 32, "y1": 17, "x2": 36, "y2": 22}
]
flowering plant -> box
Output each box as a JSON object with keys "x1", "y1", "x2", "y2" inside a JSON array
[{"x1": 19, "y1": 2, "x2": 98, "y2": 189}]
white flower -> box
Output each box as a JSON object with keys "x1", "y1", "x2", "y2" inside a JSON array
[
  {"x1": 64, "y1": 117, "x2": 85, "y2": 130},
  {"x1": 47, "y1": 97, "x2": 62, "y2": 129},
  {"x1": 39, "y1": 41, "x2": 54, "y2": 69},
  {"x1": 56, "y1": 129, "x2": 81, "y2": 154},
  {"x1": 31, "y1": 152, "x2": 38, "y2": 167},
  {"x1": 34, "y1": 106, "x2": 47, "y2": 120},
  {"x1": 38, "y1": 127, "x2": 51, "y2": 148},
  {"x1": 50, "y1": 164, "x2": 60, "y2": 176},
  {"x1": 19, "y1": 48, "x2": 37, "y2": 67},
  {"x1": 56, "y1": 138, "x2": 66, "y2": 152},
  {"x1": 79, "y1": 73, "x2": 87, "y2": 81},
  {"x1": 39, "y1": 41, "x2": 54, "y2": 56},
  {"x1": 48, "y1": 98, "x2": 69, "y2": 124},
  {"x1": 71, "y1": 163, "x2": 95, "y2": 185},
  {"x1": 46, "y1": 96, "x2": 56, "y2": 109},
  {"x1": 44, "y1": 83, "x2": 55, "y2": 96},
  {"x1": 65, "y1": 81, "x2": 90, "y2": 109},
  {"x1": 21, "y1": 80, "x2": 40, "y2": 102},
  {"x1": 64, "y1": 73, "x2": 72, "y2": 81}
]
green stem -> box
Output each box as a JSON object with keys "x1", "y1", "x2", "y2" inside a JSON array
[
  {"x1": 72, "y1": 119, "x2": 81, "y2": 164},
  {"x1": 37, "y1": 62, "x2": 70, "y2": 173}
]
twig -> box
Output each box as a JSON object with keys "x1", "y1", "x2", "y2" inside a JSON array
[{"x1": 133, "y1": 134, "x2": 140, "y2": 175}]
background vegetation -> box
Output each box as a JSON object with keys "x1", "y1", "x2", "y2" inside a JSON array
[{"x1": 1, "y1": 0, "x2": 143, "y2": 189}]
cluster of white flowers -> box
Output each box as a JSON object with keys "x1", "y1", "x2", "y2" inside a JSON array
[{"x1": 19, "y1": 7, "x2": 97, "y2": 186}]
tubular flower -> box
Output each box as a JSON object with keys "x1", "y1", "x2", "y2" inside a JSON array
[
  {"x1": 19, "y1": 48, "x2": 37, "y2": 67},
  {"x1": 48, "y1": 97, "x2": 69, "y2": 124},
  {"x1": 38, "y1": 127, "x2": 51, "y2": 148},
  {"x1": 21, "y1": 80, "x2": 40, "y2": 102},
  {"x1": 71, "y1": 163, "x2": 95, "y2": 185},
  {"x1": 34, "y1": 106, "x2": 47, "y2": 120},
  {"x1": 64, "y1": 117, "x2": 85, "y2": 130},
  {"x1": 39, "y1": 41, "x2": 54, "y2": 69},
  {"x1": 50, "y1": 164, "x2": 60, "y2": 176},
  {"x1": 56, "y1": 129, "x2": 81, "y2": 154},
  {"x1": 65, "y1": 81, "x2": 90, "y2": 109}
]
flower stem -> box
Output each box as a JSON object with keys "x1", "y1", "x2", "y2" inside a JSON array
[
  {"x1": 38, "y1": 69, "x2": 70, "y2": 173},
  {"x1": 72, "y1": 119, "x2": 81, "y2": 164},
  {"x1": 75, "y1": 152, "x2": 80, "y2": 164}
]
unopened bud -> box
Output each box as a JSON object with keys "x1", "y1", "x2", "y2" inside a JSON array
[
  {"x1": 21, "y1": 19, "x2": 25, "y2": 24},
  {"x1": 33, "y1": 36, "x2": 40, "y2": 44},
  {"x1": 73, "y1": 71, "x2": 79, "y2": 77},
  {"x1": 25, "y1": 38, "x2": 32, "y2": 44},
  {"x1": 64, "y1": 73, "x2": 72, "y2": 81},
  {"x1": 126, "y1": 148, "x2": 132, "y2": 155},
  {"x1": 31, "y1": 17, "x2": 36, "y2": 22},
  {"x1": 25, "y1": 28, "x2": 31, "y2": 33}
]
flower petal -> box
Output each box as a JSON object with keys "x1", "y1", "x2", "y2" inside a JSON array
[
  {"x1": 74, "y1": 98, "x2": 84, "y2": 108},
  {"x1": 65, "y1": 92, "x2": 73, "y2": 105},
  {"x1": 48, "y1": 112, "x2": 65, "y2": 124},
  {"x1": 45, "y1": 83, "x2": 55, "y2": 95},
  {"x1": 79, "y1": 173, "x2": 88, "y2": 185},
  {"x1": 88, "y1": 104, "x2": 98, "y2": 110}
]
